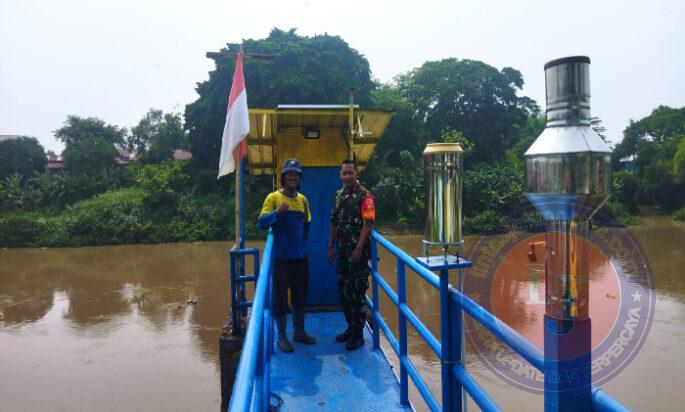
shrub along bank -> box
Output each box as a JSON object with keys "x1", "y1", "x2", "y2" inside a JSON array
[
  {"x1": 0, "y1": 157, "x2": 638, "y2": 248},
  {"x1": 0, "y1": 161, "x2": 270, "y2": 248}
]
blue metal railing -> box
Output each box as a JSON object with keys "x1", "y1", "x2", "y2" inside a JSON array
[
  {"x1": 367, "y1": 232, "x2": 497, "y2": 412},
  {"x1": 228, "y1": 232, "x2": 274, "y2": 412},
  {"x1": 226, "y1": 229, "x2": 627, "y2": 411},
  {"x1": 367, "y1": 231, "x2": 628, "y2": 412},
  {"x1": 229, "y1": 246, "x2": 260, "y2": 336}
]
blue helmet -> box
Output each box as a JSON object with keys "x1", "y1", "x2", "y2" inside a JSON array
[{"x1": 281, "y1": 158, "x2": 302, "y2": 175}]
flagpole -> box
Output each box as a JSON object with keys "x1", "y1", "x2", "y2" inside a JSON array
[
  {"x1": 235, "y1": 45, "x2": 245, "y2": 248},
  {"x1": 235, "y1": 157, "x2": 241, "y2": 246},
  {"x1": 239, "y1": 159, "x2": 245, "y2": 247}
]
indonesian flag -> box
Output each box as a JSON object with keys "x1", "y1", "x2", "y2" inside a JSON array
[{"x1": 218, "y1": 51, "x2": 249, "y2": 178}]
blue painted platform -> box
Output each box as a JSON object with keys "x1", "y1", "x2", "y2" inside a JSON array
[{"x1": 270, "y1": 312, "x2": 413, "y2": 411}]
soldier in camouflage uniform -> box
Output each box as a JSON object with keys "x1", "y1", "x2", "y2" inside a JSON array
[{"x1": 328, "y1": 159, "x2": 376, "y2": 351}]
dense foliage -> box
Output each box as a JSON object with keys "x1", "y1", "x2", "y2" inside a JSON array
[
  {"x1": 0, "y1": 161, "x2": 268, "y2": 247},
  {"x1": 394, "y1": 59, "x2": 539, "y2": 163},
  {"x1": 128, "y1": 109, "x2": 189, "y2": 163},
  {"x1": 185, "y1": 28, "x2": 375, "y2": 171},
  {"x1": 55, "y1": 116, "x2": 126, "y2": 175},
  {"x1": 0, "y1": 136, "x2": 47, "y2": 181},
  {"x1": 613, "y1": 106, "x2": 685, "y2": 212}
]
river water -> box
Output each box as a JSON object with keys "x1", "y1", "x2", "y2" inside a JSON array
[{"x1": 1, "y1": 216, "x2": 683, "y2": 411}]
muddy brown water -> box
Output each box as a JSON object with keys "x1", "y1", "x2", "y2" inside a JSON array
[{"x1": 1, "y1": 216, "x2": 683, "y2": 411}]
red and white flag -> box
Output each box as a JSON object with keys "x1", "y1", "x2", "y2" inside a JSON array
[{"x1": 218, "y1": 51, "x2": 249, "y2": 178}]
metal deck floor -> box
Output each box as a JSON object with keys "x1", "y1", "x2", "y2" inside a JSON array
[{"x1": 269, "y1": 311, "x2": 412, "y2": 411}]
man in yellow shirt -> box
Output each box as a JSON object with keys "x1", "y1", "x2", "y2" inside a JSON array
[{"x1": 258, "y1": 158, "x2": 315, "y2": 352}]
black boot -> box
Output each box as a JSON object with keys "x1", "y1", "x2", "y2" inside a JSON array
[
  {"x1": 292, "y1": 307, "x2": 315, "y2": 344},
  {"x1": 276, "y1": 314, "x2": 293, "y2": 352},
  {"x1": 335, "y1": 328, "x2": 352, "y2": 342},
  {"x1": 345, "y1": 333, "x2": 364, "y2": 351}
]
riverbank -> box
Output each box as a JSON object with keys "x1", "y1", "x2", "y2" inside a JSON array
[{"x1": 0, "y1": 200, "x2": 652, "y2": 249}]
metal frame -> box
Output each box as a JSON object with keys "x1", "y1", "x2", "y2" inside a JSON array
[
  {"x1": 367, "y1": 231, "x2": 628, "y2": 412},
  {"x1": 228, "y1": 246, "x2": 260, "y2": 336},
  {"x1": 368, "y1": 232, "x2": 497, "y2": 412},
  {"x1": 226, "y1": 230, "x2": 628, "y2": 411},
  {"x1": 228, "y1": 232, "x2": 274, "y2": 412}
]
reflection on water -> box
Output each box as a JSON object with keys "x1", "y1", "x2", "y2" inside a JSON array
[
  {"x1": 0, "y1": 217, "x2": 683, "y2": 411},
  {"x1": 0, "y1": 241, "x2": 253, "y2": 411},
  {"x1": 378, "y1": 217, "x2": 685, "y2": 411}
]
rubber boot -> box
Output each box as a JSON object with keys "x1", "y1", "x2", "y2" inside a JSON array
[
  {"x1": 292, "y1": 307, "x2": 315, "y2": 344},
  {"x1": 345, "y1": 328, "x2": 364, "y2": 351},
  {"x1": 276, "y1": 314, "x2": 293, "y2": 352},
  {"x1": 335, "y1": 328, "x2": 352, "y2": 342}
]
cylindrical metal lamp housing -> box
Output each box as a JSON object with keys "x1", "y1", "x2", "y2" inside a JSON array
[
  {"x1": 525, "y1": 56, "x2": 612, "y2": 222},
  {"x1": 423, "y1": 143, "x2": 464, "y2": 254},
  {"x1": 544, "y1": 56, "x2": 592, "y2": 127},
  {"x1": 527, "y1": 56, "x2": 607, "y2": 411},
  {"x1": 525, "y1": 56, "x2": 612, "y2": 320}
]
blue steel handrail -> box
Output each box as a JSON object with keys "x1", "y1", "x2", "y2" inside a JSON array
[
  {"x1": 229, "y1": 246, "x2": 261, "y2": 336},
  {"x1": 368, "y1": 231, "x2": 628, "y2": 412},
  {"x1": 229, "y1": 231, "x2": 274, "y2": 412}
]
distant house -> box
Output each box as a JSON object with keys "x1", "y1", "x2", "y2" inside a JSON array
[
  {"x1": 619, "y1": 155, "x2": 636, "y2": 172},
  {"x1": 172, "y1": 149, "x2": 192, "y2": 161},
  {"x1": 46, "y1": 152, "x2": 66, "y2": 172},
  {"x1": 43, "y1": 147, "x2": 191, "y2": 172},
  {"x1": 116, "y1": 147, "x2": 138, "y2": 165}
]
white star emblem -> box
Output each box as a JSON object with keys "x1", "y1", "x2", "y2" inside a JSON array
[{"x1": 631, "y1": 291, "x2": 642, "y2": 302}]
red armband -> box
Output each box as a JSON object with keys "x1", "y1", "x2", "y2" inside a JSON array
[{"x1": 361, "y1": 194, "x2": 375, "y2": 222}]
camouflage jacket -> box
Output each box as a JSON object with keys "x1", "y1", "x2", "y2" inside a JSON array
[{"x1": 330, "y1": 181, "x2": 375, "y2": 254}]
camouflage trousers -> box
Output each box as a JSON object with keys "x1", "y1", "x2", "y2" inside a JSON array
[{"x1": 336, "y1": 252, "x2": 369, "y2": 339}]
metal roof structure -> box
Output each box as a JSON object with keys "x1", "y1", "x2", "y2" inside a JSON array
[{"x1": 246, "y1": 106, "x2": 393, "y2": 176}]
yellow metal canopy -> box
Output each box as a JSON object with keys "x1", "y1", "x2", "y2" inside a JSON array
[{"x1": 246, "y1": 105, "x2": 393, "y2": 176}]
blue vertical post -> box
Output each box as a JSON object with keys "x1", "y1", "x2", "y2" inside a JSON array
[
  {"x1": 544, "y1": 317, "x2": 592, "y2": 412},
  {"x1": 397, "y1": 260, "x2": 409, "y2": 405},
  {"x1": 458, "y1": 267, "x2": 467, "y2": 412},
  {"x1": 371, "y1": 237, "x2": 380, "y2": 349},
  {"x1": 229, "y1": 248, "x2": 240, "y2": 335},
  {"x1": 440, "y1": 268, "x2": 462, "y2": 412},
  {"x1": 543, "y1": 221, "x2": 592, "y2": 412}
]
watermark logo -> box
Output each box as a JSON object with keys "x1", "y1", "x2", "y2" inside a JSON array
[{"x1": 465, "y1": 217, "x2": 655, "y2": 393}]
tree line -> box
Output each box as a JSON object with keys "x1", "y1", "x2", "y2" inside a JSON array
[{"x1": 1, "y1": 28, "x2": 683, "y2": 247}]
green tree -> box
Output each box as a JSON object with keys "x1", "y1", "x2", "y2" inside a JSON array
[
  {"x1": 673, "y1": 135, "x2": 685, "y2": 182},
  {"x1": 440, "y1": 129, "x2": 474, "y2": 152},
  {"x1": 129, "y1": 109, "x2": 189, "y2": 163},
  {"x1": 185, "y1": 28, "x2": 376, "y2": 171},
  {"x1": 505, "y1": 114, "x2": 546, "y2": 169},
  {"x1": 0, "y1": 136, "x2": 47, "y2": 181},
  {"x1": 613, "y1": 106, "x2": 685, "y2": 211},
  {"x1": 612, "y1": 170, "x2": 640, "y2": 213},
  {"x1": 613, "y1": 105, "x2": 685, "y2": 162},
  {"x1": 28, "y1": 171, "x2": 57, "y2": 208},
  {"x1": 0, "y1": 173, "x2": 26, "y2": 210},
  {"x1": 395, "y1": 59, "x2": 539, "y2": 163},
  {"x1": 130, "y1": 160, "x2": 189, "y2": 216},
  {"x1": 369, "y1": 84, "x2": 428, "y2": 165},
  {"x1": 55, "y1": 116, "x2": 126, "y2": 175}
]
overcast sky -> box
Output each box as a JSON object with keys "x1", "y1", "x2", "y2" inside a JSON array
[{"x1": 1, "y1": 0, "x2": 683, "y2": 153}]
